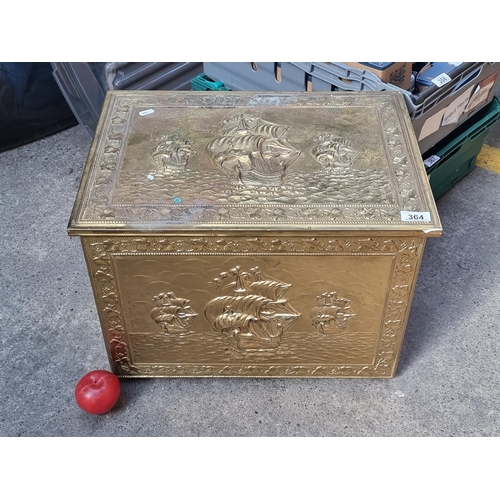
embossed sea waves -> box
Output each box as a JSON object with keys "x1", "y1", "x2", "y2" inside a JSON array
[
  {"x1": 114, "y1": 163, "x2": 394, "y2": 207},
  {"x1": 130, "y1": 330, "x2": 377, "y2": 366}
]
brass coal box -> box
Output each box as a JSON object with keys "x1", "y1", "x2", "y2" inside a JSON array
[{"x1": 68, "y1": 91, "x2": 442, "y2": 378}]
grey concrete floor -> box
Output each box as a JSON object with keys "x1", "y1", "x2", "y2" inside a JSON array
[{"x1": 1, "y1": 92, "x2": 500, "y2": 437}]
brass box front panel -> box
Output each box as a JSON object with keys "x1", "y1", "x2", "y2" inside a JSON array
[{"x1": 83, "y1": 234, "x2": 424, "y2": 378}]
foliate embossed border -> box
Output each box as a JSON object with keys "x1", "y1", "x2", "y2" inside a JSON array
[
  {"x1": 82, "y1": 234, "x2": 425, "y2": 378},
  {"x1": 74, "y1": 91, "x2": 437, "y2": 229}
]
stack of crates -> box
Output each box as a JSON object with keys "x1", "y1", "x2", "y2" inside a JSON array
[
  {"x1": 423, "y1": 96, "x2": 500, "y2": 199},
  {"x1": 197, "y1": 62, "x2": 500, "y2": 198}
]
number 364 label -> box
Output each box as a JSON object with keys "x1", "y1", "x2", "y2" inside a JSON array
[{"x1": 401, "y1": 211, "x2": 431, "y2": 222}]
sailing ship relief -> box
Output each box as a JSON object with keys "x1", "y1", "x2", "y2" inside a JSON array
[
  {"x1": 150, "y1": 133, "x2": 196, "y2": 171},
  {"x1": 310, "y1": 292, "x2": 356, "y2": 335},
  {"x1": 151, "y1": 292, "x2": 198, "y2": 334},
  {"x1": 205, "y1": 266, "x2": 300, "y2": 351},
  {"x1": 206, "y1": 114, "x2": 301, "y2": 187},
  {"x1": 312, "y1": 134, "x2": 360, "y2": 168}
]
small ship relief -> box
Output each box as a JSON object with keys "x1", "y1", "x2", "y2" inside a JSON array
[
  {"x1": 151, "y1": 292, "x2": 198, "y2": 334},
  {"x1": 150, "y1": 133, "x2": 196, "y2": 171},
  {"x1": 310, "y1": 292, "x2": 356, "y2": 335},
  {"x1": 206, "y1": 114, "x2": 301, "y2": 187},
  {"x1": 312, "y1": 134, "x2": 361, "y2": 168},
  {"x1": 205, "y1": 266, "x2": 300, "y2": 352}
]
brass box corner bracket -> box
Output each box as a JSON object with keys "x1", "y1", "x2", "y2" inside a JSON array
[{"x1": 69, "y1": 91, "x2": 441, "y2": 378}]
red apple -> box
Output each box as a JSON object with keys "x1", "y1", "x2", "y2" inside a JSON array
[{"x1": 75, "y1": 370, "x2": 121, "y2": 415}]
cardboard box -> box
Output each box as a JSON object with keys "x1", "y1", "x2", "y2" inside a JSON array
[{"x1": 342, "y1": 62, "x2": 412, "y2": 90}]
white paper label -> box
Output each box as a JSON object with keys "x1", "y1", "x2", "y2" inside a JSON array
[
  {"x1": 464, "y1": 72, "x2": 499, "y2": 112},
  {"x1": 419, "y1": 109, "x2": 446, "y2": 140},
  {"x1": 464, "y1": 81, "x2": 495, "y2": 112},
  {"x1": 431, "y1": 73, "x2": 452, "y2": 87},
  {"x1": 139, "y1": 109, "x2": 155, "y2": 116},
  {"x1": 441, "y1": 87, "x2": 474, "y2": 126},
  {"x1": 401, "y1": 211, "x2": 431, "y2": 222},
  {"x1": 423, "y1": 155, "x2": 441, "y2": 168}
]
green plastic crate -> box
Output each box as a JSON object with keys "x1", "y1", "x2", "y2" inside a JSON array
[
  {"x1": 424, "y1": 96, "x2": 500, "y2": 199},
  {"x1": 191, "y1": 73, "x2": 230, "y2": 91}
]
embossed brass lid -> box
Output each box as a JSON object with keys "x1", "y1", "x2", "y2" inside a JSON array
[{"x1": 68, "y1": 91, "x2": 442, "y2": 236}]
